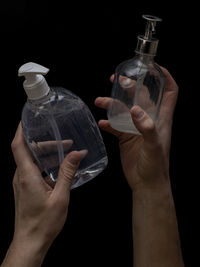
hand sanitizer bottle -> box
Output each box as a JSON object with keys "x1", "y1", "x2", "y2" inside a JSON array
[
  {"x1": 19, "y1": 62, "x2": 108, "y2": 189},
  {"x1": 108, "y1": 15, "x2": 165, "y2": 134}
]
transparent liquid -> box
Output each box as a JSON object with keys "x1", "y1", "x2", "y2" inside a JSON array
[
  {"x1": 109, "y1": 112, "x2": 140, "y2": 134},
  {"x1": 22, "y1": 87, "x2": 108, "y2": 189}
]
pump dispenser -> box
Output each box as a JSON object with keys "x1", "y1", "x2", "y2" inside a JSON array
[
  {"x1": 135, "y1": 15, "x2": 162, "y2": 56},
  {"x1": 18, "y1": 62, "x2": 50, "y2": 100},
  {"x1": 108, "y1": 15, "x2": 165, "y2": 134},
  {"x1": 20, "y1": 62, "x2": 108, "y2": 189}
]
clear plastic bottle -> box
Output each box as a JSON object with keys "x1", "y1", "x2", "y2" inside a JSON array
[
  {"x1": 108, "y1": 15, "x2": 165, "y2": 134},
  {"x1": 19, "y1": 62, "x2": 108, "y2": 189}
]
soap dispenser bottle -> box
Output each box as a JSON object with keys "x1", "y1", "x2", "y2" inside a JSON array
[
  {"x1": 19, "y1": 62, "x2": 108, "y2": 189},
  {"x1": 108, "y1": 15, "x2": 165, "y2": 134}
]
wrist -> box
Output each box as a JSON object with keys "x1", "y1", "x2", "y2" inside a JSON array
[
  {"x1": 132, "y1": 173, "x2": 176, "y2": 222},
  {"x1": 132, "y1": 170, "x2": 171, "y2": 194},
  {"x1": 132, "y1": 175, "x2": 184, "y2": 267},
  {"x1": 2, "y1": 234, "x2": 51, "y2": 267},
  {"x1": 133, "y1": 175, "x2": 174, "y2": 207}
]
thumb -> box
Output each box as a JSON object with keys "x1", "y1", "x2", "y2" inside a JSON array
[
  {"x1": 130, "y1": 105, "x2": 159, "y2": 149},
  {"x1": 54, "y1": 150, "x2": 88, "y2": 195}
]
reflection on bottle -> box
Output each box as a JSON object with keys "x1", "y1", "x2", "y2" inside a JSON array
[
  {"x1": 108, "y1": 15, "x2": 165, "y2": 135},
  {"x1": 19, "y1": 62, "x2": 108, "y2": 189}
]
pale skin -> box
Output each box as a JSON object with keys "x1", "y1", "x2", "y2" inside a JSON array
[
  {"x1": 1, "y1": 67, "x2": 184, "y2": 267},
  {"x1": 1, "y1": 124, "x2": 87, "y2": 267},
  {"x1": 94, "y1": 67, "x2": 184, "y2": 267}
]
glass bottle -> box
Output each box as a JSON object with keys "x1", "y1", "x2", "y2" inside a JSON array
[{"x1": 108, "y1": 15, "x2": 165, "y2": 134}]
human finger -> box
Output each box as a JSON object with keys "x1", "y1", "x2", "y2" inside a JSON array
[
  {"x1": 94, "y1": 97, "x2": 112, "y2": 110},
  {"x1": 44, "y1": 176, "x2": 56, "y2": 188},
  {"x1": 11, "y1": 122, "x2": 38, "y2": 172},
  {"x1": 160, "y1": 67, "x2": 179, "y2": 94},
  {"x1": 53, "y1": 150, "x2": 88, "y2": 196},
  {"x1": 110, "y1": 74, "x2": 115, "y2": 83},
  {"x1": 31, "y1": 139, "x2": 73, "y2": 156},
  {"x1": 130, "y1": 105, "x2": 160, "y2": 150},
  {"x1": 98, "y1": 120, "x2": 122, "y2": 138},
  {"x1": 158, "y1": 67, "x2": 179, "y2": 125}
]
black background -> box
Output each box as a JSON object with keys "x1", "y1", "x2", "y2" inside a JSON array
[{"x1": 0, "y1": 1, "x2": 198, "y2": 266}]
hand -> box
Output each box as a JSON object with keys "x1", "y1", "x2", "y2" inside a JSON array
[
  {"x1": 95, "y1": 67, "x2": 178, "y2": 191},
  {"x1": 96, "y1": 67, "x2": 184, "y2": 267},
  {"x1": 2, "y1": 122, "x2": 87, "y2": 267}
]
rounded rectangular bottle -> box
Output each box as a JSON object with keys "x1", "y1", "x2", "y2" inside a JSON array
[{"x1": 19, "y1": 63, "x2": 108, "y2": 189}]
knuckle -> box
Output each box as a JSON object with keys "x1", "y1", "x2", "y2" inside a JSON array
[
  {"x1": 143, "y1": 117, "x2": 155, "y2": 133},
  {"x1": 12, "y1": 176, "x2": 17, "y2": 188},
  {"x1": 12, "y1": 169, "x2": 19, "y2": 189},
  {"x1": 18, "y1": 177, "x2": 27, "y2": 187},
  {"x1": 11, "y1": 139, "x2": 19, "y2": 152},
  {"x1": 16, "y1": 169, "x2": 28, "y2": 187},
  {"x1": 154, "y1": 139, "x2": 163, "y2": 152}
]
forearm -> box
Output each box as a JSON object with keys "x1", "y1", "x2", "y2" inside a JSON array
[
  {"x1": 132, "y1": 178, "x2": 184, "y2": 267},
  {"x1": 1, "y1": 236, "x2": 50, "y2": 267}
]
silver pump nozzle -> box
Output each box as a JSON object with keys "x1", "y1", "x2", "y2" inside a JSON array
[
  {"x1": 143, "y1": 15, "x2": 162, "y2": 40},
  {"x1": 135, "y1": 15, "x2": 162, "y2": 56}
]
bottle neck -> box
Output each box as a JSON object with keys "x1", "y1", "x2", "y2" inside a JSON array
[
  {"x1": 135, "y1": 35, "x2": 159, "y2": 57},
  {"x1": 134, "y1": 52, "x2": 155, "y2": 63},
  {"x1": 27, "y1": 89, "x2": 55, "y2": 107}
]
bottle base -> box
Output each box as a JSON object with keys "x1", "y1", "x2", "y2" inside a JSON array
[
  {"x1": 71, "y1": 156, "x2": 108, "y2": 189},
  {"x1": 45, "y1": 156, "x2": 108, "y2": 189},
  {"x1": 108, "y1": 114, "x2": 141, "y2": 135}
]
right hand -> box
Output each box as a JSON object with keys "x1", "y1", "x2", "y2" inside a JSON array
[{"x1": 95, "y1": 67, "x2": 178, "y2": 192}]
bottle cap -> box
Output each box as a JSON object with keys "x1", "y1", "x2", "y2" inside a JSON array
[
  {"x1": 135, "y1": 15, "x2": 162, "y2": 56},
  {"x1": 18, "y1": 62, "x2": 50, "y2": 100}
]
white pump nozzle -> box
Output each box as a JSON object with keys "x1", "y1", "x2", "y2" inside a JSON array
[{"x1": 18, "y1": 62, "x2": 50, "y2": 100}]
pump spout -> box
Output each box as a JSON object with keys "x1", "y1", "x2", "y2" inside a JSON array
[
  {"x1": 18, "y1": 62, "x2": 49, "y2": 77},
  {"x1": 144, "y1": 21, "x2": 156, "y2": 39},
  {"x1": 18, "y1": 62, "x2": 50, "y2": 100},
  {"x1": 135, "y1": 15, "x2": 162, "y2": 56},
  {"x1": 142, "y1": 15, "x2": 162, "y2": 40}
]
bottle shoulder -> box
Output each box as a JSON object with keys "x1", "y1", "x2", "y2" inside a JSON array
[
  {"x1": 115, "y1": 56, "x2": 164, "y2": 81},
  {"x1": 22, "y1": 87, "x2": 86, "y2": 124},
  {"x1": 24, "y1": 87, "x2": 83, "y2": 110},
  {"x1": 116, "y1": 56, "x2": 147, "y2": 77}
]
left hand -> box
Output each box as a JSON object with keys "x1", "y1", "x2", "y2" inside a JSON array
[{"x1": 11, "y1": 122, "x2": 87, "y2": 251}]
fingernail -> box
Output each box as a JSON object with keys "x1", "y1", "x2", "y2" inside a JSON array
[
  {"x1": 95, "y1": 97, "x2": 103, "y2": 105},
  {"x1": 132, "y1": 107, "x2": 144, "y2": 120},
  {"x1": 79, "y1": 149, "x2": 88, "y2": 159}
]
